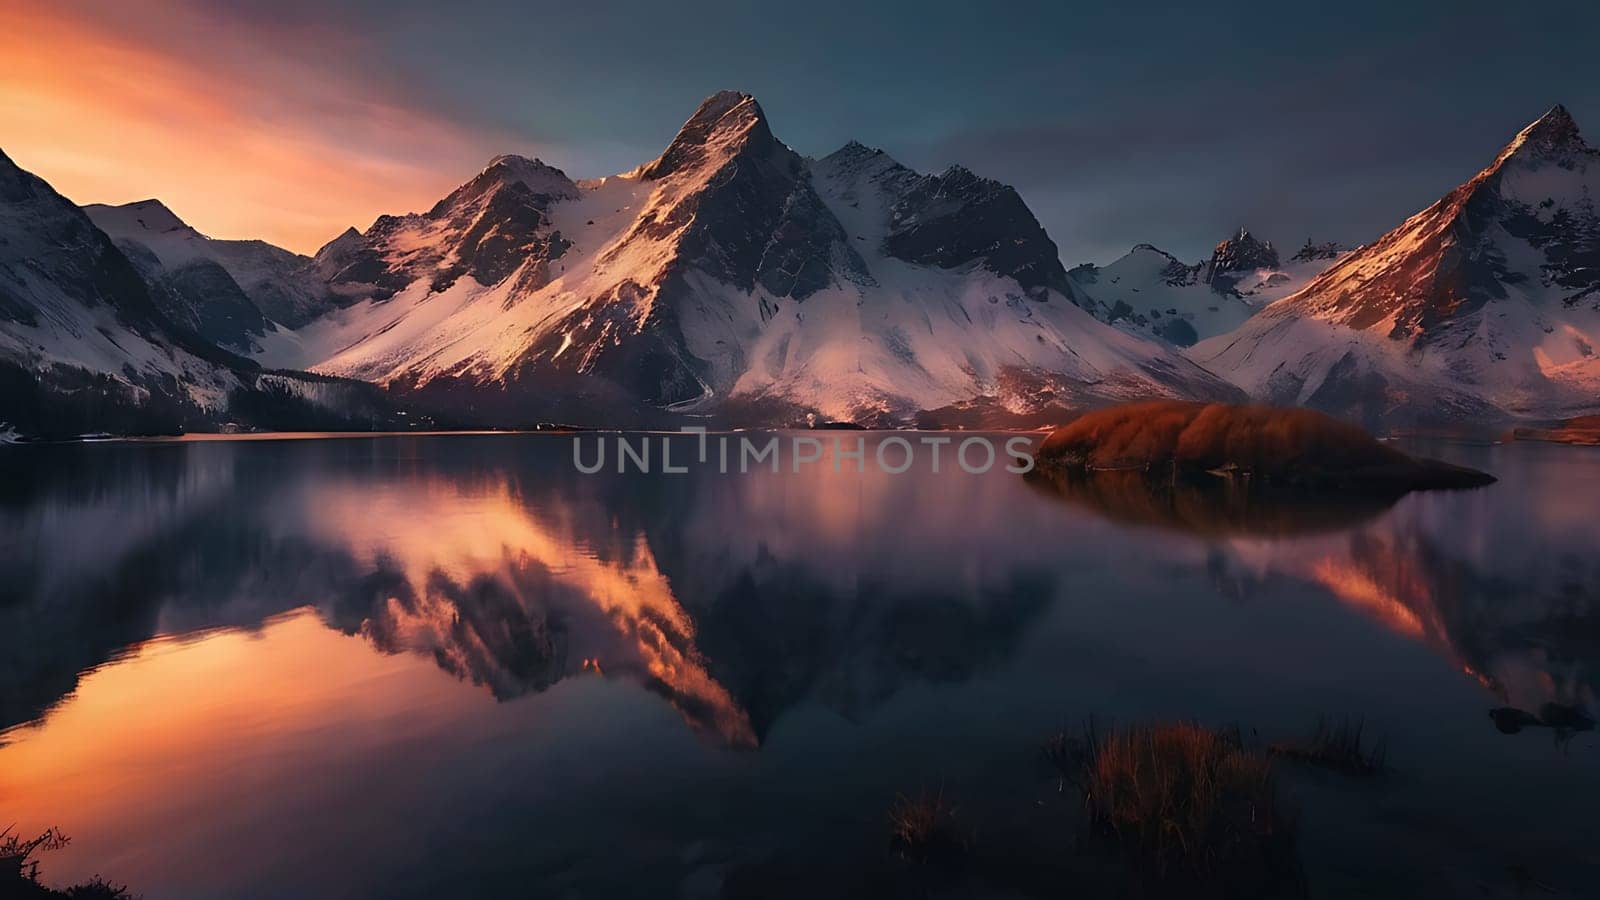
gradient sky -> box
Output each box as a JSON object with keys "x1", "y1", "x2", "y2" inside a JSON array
[{"x1": 4, "y1": 0, "x2": 1598, "y2": 262}]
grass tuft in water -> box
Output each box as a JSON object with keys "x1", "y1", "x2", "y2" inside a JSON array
[
  {"x1": 1270, "y1": 716, "x2": 1388, "y2": 776},
  {"x1": 1047, "y1": 721, "x2": 1304, "y2": 897},
  {"x1": 887, "y1": 784, "x2": 969, "y2": 865}
]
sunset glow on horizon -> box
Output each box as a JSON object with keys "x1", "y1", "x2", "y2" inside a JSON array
[{"x1": 0, "y1": 0, "x2": 543, "y2": 254}]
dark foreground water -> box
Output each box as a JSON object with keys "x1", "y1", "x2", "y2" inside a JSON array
[{"x1": 0, "y1": 433, "x2": 1596, "y2": 898}]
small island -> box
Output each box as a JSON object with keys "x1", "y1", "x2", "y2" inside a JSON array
[
  {"x1": 1510, "y1": 414, "x2": 1600, "y2": 446},
  {"x1": 1035, "y1": 400, "x2": 1495, "y2": 494}
]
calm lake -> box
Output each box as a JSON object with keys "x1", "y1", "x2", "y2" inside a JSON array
[{"x1": 1, "y1": 433, "x2": 1596, "y2": 898}]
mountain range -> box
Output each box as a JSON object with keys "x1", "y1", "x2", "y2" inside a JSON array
[
  {"x1": 248, "y1": 91, "x2": 1240, "y2": 426},
  {"x1": 0, "y1": 147, "x2": 390, "y2": 439},
  {"x1": 1, "y1": 92, "x2": 1596, "y2": 437},
  {"x1": 1069, "y1": 230, "x2": 1349, "y2": 347}
]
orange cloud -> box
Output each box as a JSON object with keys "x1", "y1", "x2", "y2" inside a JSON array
[{"x1": 0, "y1": 1, "x2": 537, "y2": 254}]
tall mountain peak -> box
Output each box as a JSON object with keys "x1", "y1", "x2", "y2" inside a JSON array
[
  {"x1": 313, "y1": 226, "x2": 364, "y2": 262},
  {"x1": 486, "y1": 152, "x2": 546, "y2": 168},
  {"x1": 826, "y1": 140, "x2": 888, "y2": 163},
  {"x1": 457, "y1": 153, "x2": 582, "y2": 204},
  {"x1": 478, "y1": 154, "x2": 580, "y2": 199},
  {"x1": 1517, "y1": 103, "x2": 1581, "y2": 147},
  {"x1": 639, "y1": 91, "x2": 776, "y2": 180},
  {"x1": 818, "y1": 140, "x2": 906, "y2": 177},
  {"x1": 1204, "y1": 227, "x2": 1278, "y2": 292},
  {"x1": 1488, "y1": 104, "x2": 1592, "y2": 173}
]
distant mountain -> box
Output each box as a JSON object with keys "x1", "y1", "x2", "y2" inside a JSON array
[
  {"x1": 85, "y1": 199, "x2": 335, "y2": 335},
  {"x1": 263, "y1": 91, "x2": 1239, "y2": 425},
  {"x1": 1069, "y1": 229, "x2": 1348, "y2": 346},
  {"x1": 1192, "y1": 105, "x2": 1600, "y2": 427},
  {"x1": 0, "y1": 151, "x2": 395, "y2": 438},
  {"x1": 1202, "y1": 227, "x2": 1281, "y2": 292}
]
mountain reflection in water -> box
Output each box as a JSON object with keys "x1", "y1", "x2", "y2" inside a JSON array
[
  {"x1": 0, "y1": 436, "x2": 1053, "y2": 744},
  {"x1": 0, "y1": 434, "x2": 1596, "y2": 898},
  {"x1": 1025, "y1": 456, "x2": 1598, "y2": 719}
]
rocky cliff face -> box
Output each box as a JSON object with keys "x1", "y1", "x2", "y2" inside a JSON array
[{"x1": 1203, "y1": 227, "x2": 1280, "y2": 293}]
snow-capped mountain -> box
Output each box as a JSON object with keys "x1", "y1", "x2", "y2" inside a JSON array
[
  {"x1": 0, "y1": 149, "x2": 395, "y2": 438},
  {"x1": 1192, "y1": 105, "x2": 1600, "y2": 427},
  {"x1": 1068, "y1": 230, "x2": 1349, "y2": 346},
  {"x1": 0, "y1": 148, "x2": 248, "y2": 434},
  {"x1": 84, "y1": 198, "x2": 337, "y2": 345},
  {"x1": 264, "y1": 91, "x2": 1239, "y2": 425}
]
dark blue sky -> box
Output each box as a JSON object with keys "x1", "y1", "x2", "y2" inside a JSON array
[{"x1": 17, "y1": 0, "x2": 1600, "y2": 261}]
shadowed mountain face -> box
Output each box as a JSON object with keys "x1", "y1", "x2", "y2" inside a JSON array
[
  {"x1": 632, "y1": 91, "x2": 868, "y2": 301},
  {"x1": 0, "y1": 150, "x2": 257, "y2": 436},
  {"x1": 0, "y1": 157, "x2": 407, "y2": 438},
  {"x1": 878, "y1": 159, "x2": 1071, "y2": 299},
  {"x1": 85, "y1": 198, "x2": 335, "y2": 329},
  {"x1": 113, "y1": 237, "x2": 272, "y2": 353}
]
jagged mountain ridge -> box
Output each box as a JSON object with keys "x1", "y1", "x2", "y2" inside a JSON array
[
  {"x1": 312, "y1": 154, "x2": 582, "y2": 302},
  {"x1": 263, "y1": 91, "x2": 1240, "y2": 424},
  {"x1": 1191, "y1": 105, "x2": 1600, "y2": 426},
  {"x1": 1068, "y1": 230, "x2": 1349, "y2": 347}
]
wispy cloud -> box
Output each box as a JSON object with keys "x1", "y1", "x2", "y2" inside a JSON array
[{"x1": 0, "y1": 0, "x2": 536, "y2": 253}]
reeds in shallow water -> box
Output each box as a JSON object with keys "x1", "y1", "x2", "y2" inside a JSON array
[
  {"x1": 887, "y1": 784, "x2": 969, "y2": 865},
  {"x1": 1046, "y1": 721, "x2": 1305, "y2": 897},
  {"x1": 1270, "y1": 716, "x2": 1388, "y2": 776}
]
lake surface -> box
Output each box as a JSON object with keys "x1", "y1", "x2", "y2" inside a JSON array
[{"x1": 1, "y1": 433, "x2": 1596, "y2": 898}]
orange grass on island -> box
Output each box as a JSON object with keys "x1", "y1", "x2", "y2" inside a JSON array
[
  {"x1": 1036, "y1": 400, "x2": 1493, "y2": 493},
  {"x1": 1510, "y1": 414, "x2": 1600, "y2": 446}
]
